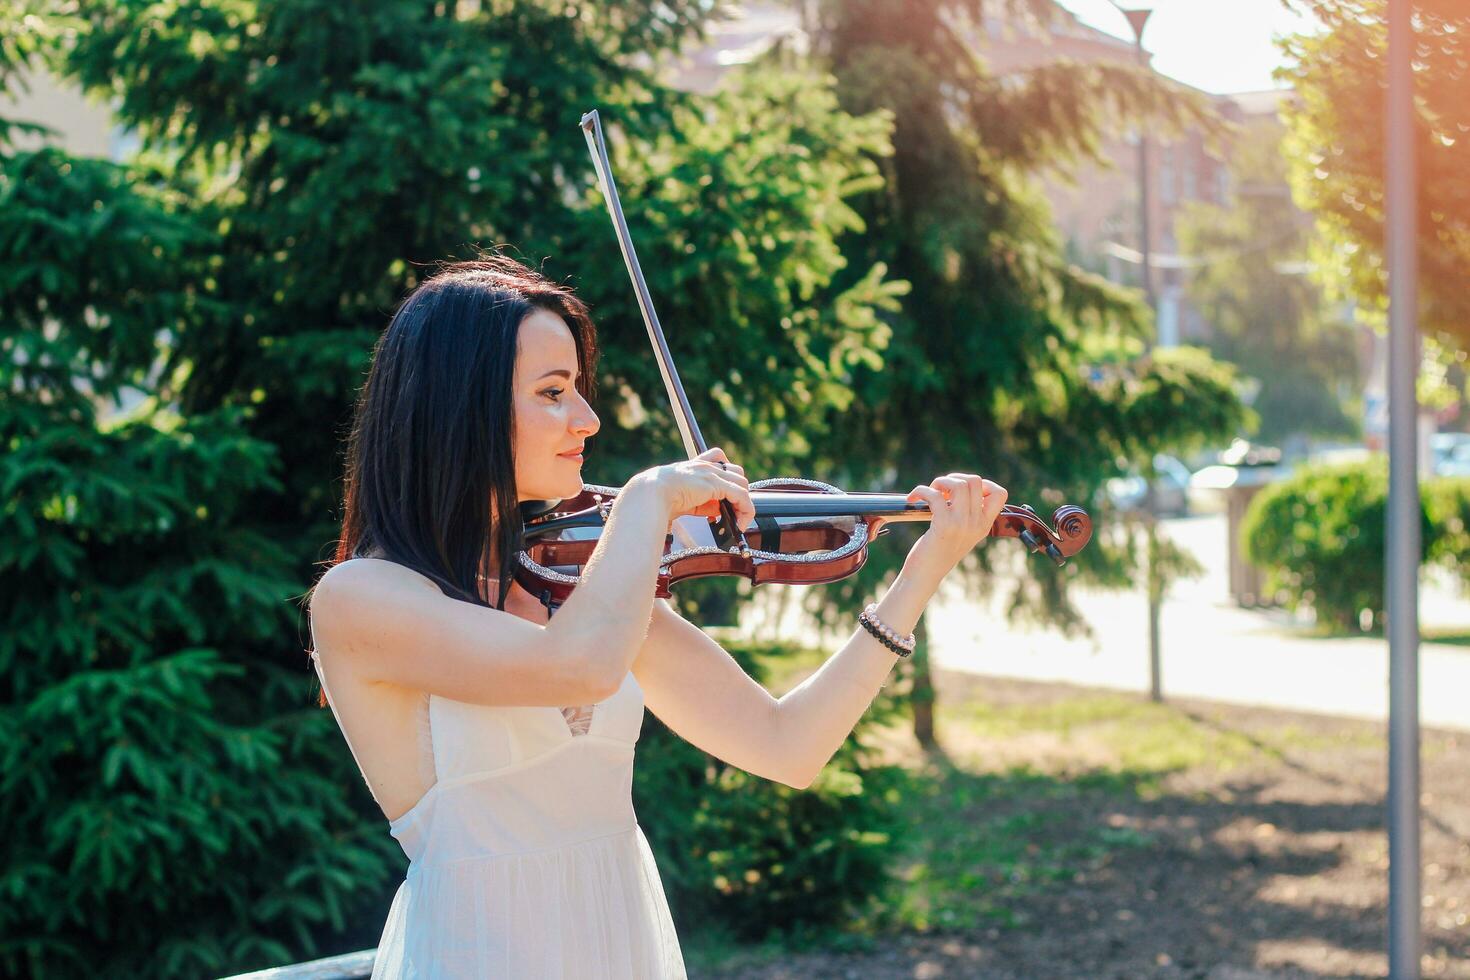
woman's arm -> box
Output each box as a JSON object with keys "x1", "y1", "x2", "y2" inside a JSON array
[
  {"x1": 634, "y1": 562, "x2": 942, "y2": 789},
  {"x1": 310, "y1": 453, "x2": 753, "y2": 708},
  {"x1": 768, "y1": 561, "x2": 942, "y2": 787},
  {"x1": 634, "y1": 471, "x2": 1004, "y2": 789}
]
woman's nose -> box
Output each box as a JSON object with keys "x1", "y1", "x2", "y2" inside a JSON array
[{"x1": 574, "y1": 405, "x2": 600, "y2": 436}]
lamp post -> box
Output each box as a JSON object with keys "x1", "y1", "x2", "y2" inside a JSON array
[
  {"x1": 1112, "y1": 3, "x2": 1157, "y2": 314},
  {"x1": 1109, "y1": 1, "x2": 1166, "y2": 702}
]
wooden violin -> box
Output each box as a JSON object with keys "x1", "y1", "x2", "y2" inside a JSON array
[
  {"x1": 512, "y1": 111, "x2": 1093, "y2": 606},
  {"x1": 515, "y1": 480, "x2": 1092, "y2": 604}
]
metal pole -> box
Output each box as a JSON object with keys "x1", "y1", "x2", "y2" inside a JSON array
[
  {"x1": 1132, "y1": 27, "x2": 1155, "y2": 315},
  {"x1": 1385, "y1": 0, "x2": 1422, "y2": 975},
  {"x1": 1119, "y1": 7, "x2": 1164, "y2": 702}
]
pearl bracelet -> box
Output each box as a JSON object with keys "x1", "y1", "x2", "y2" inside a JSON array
[{"x1": 859, "y1": 602, "x2": 915, "y2": 658}]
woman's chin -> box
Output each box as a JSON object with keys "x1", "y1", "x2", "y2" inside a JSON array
[
  {"x1": 517, "y1": 473, "x2": 585, "y2": 505},
  {"x1": 525, "y1": 479, "x2": 585, "y2": 502}
]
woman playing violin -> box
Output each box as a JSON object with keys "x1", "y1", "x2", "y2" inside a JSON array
[{"x1": 306, "y1": 253, "x2": 1008, "y2": 979}]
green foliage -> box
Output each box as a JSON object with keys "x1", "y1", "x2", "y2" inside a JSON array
[
  {"x1": 1280, "y1": 0, "x2": 1470, "y2": 344},
  {"x1": 1244, "y1": 462, "x2": 1470, "y2": 635},
  {"x1": 1424, "y1": 477, "x2": 1470, "y2": 587},
  {"x1": 780, "y1": 0, "x2": 1249, "y2": 638},
  {"x1": 11, "y1": 0, "x2": 1255, "y2": 970},
  {"x1": 1177, "y1": 124, "x2": 1360, "y2": 443},
  {"x1": 0, "y1": 145, "x2": 400, "y2": 979},
  {"x1": 569, "y1": 66, "x2": 907, "y2": 480},
  {"x1": 635, "y1": 638, "x2": 908, "y2": 941},
  {"x1": 33, "y1": 0, "x2": 912, "y2": 970},
  {"x1": 1240, "y1": 459, "x2": 1430, "y2": 631}
]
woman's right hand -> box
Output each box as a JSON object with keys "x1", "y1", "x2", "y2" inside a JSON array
[{"x1": 631, "y1": 447, "x2": 755, "y2": 529}]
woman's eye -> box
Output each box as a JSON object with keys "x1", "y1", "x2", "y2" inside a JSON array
[{"x1": 542, "y1": 388, "x2": 564, "y2": 402}]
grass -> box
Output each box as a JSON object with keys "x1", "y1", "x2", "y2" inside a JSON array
[
  {"x1": 1421, "y1": 626, "x2": 1470, "y2": 647},
  {"x1": 686, "y1": 645, "x2": 1379, "y2": 972}
]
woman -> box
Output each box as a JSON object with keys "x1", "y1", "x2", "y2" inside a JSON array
[{"x1": 307, "y1": 254, "x2": 1007, "y2": 978}]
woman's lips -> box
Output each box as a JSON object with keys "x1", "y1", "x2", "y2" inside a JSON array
[{"x1": 558, "y1": 452, "x2": 584, "y2": 462}]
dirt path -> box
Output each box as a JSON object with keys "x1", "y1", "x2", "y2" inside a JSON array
[{"x1": 698, "y1": 672, "x2": 1470, "y2": 979}]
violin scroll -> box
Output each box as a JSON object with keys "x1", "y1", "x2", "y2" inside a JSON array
[{"x1": 993, "y1": 503, "x2": 1093, "y2": 566}]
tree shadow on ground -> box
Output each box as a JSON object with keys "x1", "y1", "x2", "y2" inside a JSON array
[{"x1": 699, "y1": 682, "x2": 1470, "y2": 980}]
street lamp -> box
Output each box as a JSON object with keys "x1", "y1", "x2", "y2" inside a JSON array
[
  {"x1": 1108, "y1": 1, "x2": 1167, "y2": 702},
  {"x1": 1108, "y1": 2, "x2": 1159, "y2": 315}
]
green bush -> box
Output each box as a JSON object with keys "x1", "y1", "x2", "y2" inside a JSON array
[
  {"x1": 1425, "y1": 476, "x2": 1470, "y2": 581},
  {"x1": 1241, "y1": 458, "x2": 1456, "y2": 631},
  {"x1": 634, "y1": 637, "x2": 909, "y2": 944}
]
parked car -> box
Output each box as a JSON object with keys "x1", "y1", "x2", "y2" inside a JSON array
[
  {"x1": 1432, "y1": 433, "x2": 1470, "y2": 477},
  {"x1": 1105, "y1": 453, "x2": 1192, "y2": 516},
  {"x1": 1186, "y1": 438, "x2": 1287, "y2": 515}
]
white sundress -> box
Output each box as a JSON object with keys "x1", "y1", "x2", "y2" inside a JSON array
[{"x1": 311, "y1": 651, "x2": 688, "y2": 979}]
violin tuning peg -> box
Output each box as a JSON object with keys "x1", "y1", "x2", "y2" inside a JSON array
[
  {"x1": 1045, "y1": 542, "x2": 1066, "y2": 566},
  {"x1": 1018, "y1": 528, "x2": 1042, "y2": 552}
]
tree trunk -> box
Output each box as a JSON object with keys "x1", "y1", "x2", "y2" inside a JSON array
[{"x1": 1146, "y1": 516, "x2": 1164, "y2": 703}]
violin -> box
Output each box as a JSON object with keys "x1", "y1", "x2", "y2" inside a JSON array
[
  {"x1": 516, "y1": 480, "x2": 1091, "y2": 604},
  {"x1": 512, "y1": 111, "x2": 1093, "y2": 606}
]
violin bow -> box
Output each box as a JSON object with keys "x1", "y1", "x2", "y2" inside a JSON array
[{"x1": 579, "y1": 109, "x2": 751, "y2": 553}]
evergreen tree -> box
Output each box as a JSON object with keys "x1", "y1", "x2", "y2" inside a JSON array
[
  {"x1": 782, "y1": 0, "x2": 1248, "y2": 744},
  {"x1": 0, "y1": 34, "x2": 352, "y2": 978},
  {"x1": 35, "y1": 0, "x2": 905, "y2": 970}
]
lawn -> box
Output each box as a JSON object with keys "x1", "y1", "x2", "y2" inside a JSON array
[{"x1": 688, "y1": 665, "x2": 1470, "y2": 979}]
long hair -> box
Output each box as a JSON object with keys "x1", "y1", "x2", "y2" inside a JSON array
[{"x1": 310, "y1": 254, "x2": 599, "y2": 705}]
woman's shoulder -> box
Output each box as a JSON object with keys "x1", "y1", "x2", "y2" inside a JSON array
[{"x1": 311, "y1": 558, "x2": 446, "y2": 630}]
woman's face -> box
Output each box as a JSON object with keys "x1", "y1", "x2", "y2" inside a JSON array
[{"x1": 512, "y1": 308, "x2": 600, "y2": 502}]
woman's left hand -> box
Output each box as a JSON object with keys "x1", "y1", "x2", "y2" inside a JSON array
[{"x1": 903, "y1": 473, "x2": 1008, "y2": 580}]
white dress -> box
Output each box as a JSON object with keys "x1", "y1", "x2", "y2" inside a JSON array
[{"x1": 311, "y1": 653, "x2": 687, "y2": 979}]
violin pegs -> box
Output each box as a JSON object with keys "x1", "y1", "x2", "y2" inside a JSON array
[
  {"x1": 1045, "y1": 542, "x2": 1066, "y2": 566},
  {"x1": 1018, "y1": 528, "x2": 1042, "y2": 552}
]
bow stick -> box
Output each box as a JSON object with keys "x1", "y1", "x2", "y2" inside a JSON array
[{"x1": 579, "y1": 109, "x2": 751, "y2": 553}]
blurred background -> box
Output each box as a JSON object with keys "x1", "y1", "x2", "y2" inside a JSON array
[{"x1": 3, "y1": 1, "x2": 1466, "y2": 977}]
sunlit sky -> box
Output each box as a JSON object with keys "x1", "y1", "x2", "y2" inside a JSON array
[{"x1": 1051, "y1": 0, "x2": 1323, "y2": 94}]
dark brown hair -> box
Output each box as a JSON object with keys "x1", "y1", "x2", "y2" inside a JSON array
[{"x1": 309, "y1": 253, "x2": 599, "y2": 706}]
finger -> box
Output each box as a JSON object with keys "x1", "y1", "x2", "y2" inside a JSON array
[
  {"x1": 707, "y1": 466, "x2": 748, "y2": 492},
  {"x1": 721, "y1": 484, "x2": 756, "y2": 529},
  {"x1": 906, "y1": 485, "x2": 945, "y2": 518},
  {"x1": 931, "y1": 476, "x2": 966, "y2": 515},
  {"x1": 931, "y1": 474, "x2": 966, "y2": 498},
  {"x1": 981, "y1": 480, "x2": 1008, "y2": 523},
  {"x1": 713, "y1": 452, "x2": 744, "y2": 478},
  {"x1": 964, "y1": 474, "x2": 985, "y2": 527},
  {"x1": 906, "y1": 484, "x2": 939, "y2": 503},
  {"x1": 697, "y1": 455, "x2": 745, "y2": 483}
]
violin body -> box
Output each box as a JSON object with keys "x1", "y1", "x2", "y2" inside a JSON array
[{"x1": 514, "y1": 479, "x2": 1093, "y2": 604}]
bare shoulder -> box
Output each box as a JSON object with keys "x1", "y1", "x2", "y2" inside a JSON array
[
  {"x1": 308, "y1": 554, "x2": 598, "y2": 704},
  {"x1": 314, "y1": 557, "x2": 442, "y2": 602},
  {"x1": 309, "y1": 558, "x2": 442, "y2": 649}
]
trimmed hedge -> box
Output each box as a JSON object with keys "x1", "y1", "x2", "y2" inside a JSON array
[{"x1": 1241, "y1": 458, "x2": 1470, "y2": 631}]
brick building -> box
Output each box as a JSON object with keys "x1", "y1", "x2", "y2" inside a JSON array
[
  {"x1": 969, "y1": 9, "x2": 1290, "y2": 348},
  {"x1": 670, "y1": 3, "x2": 1296, "y2": 351}
]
